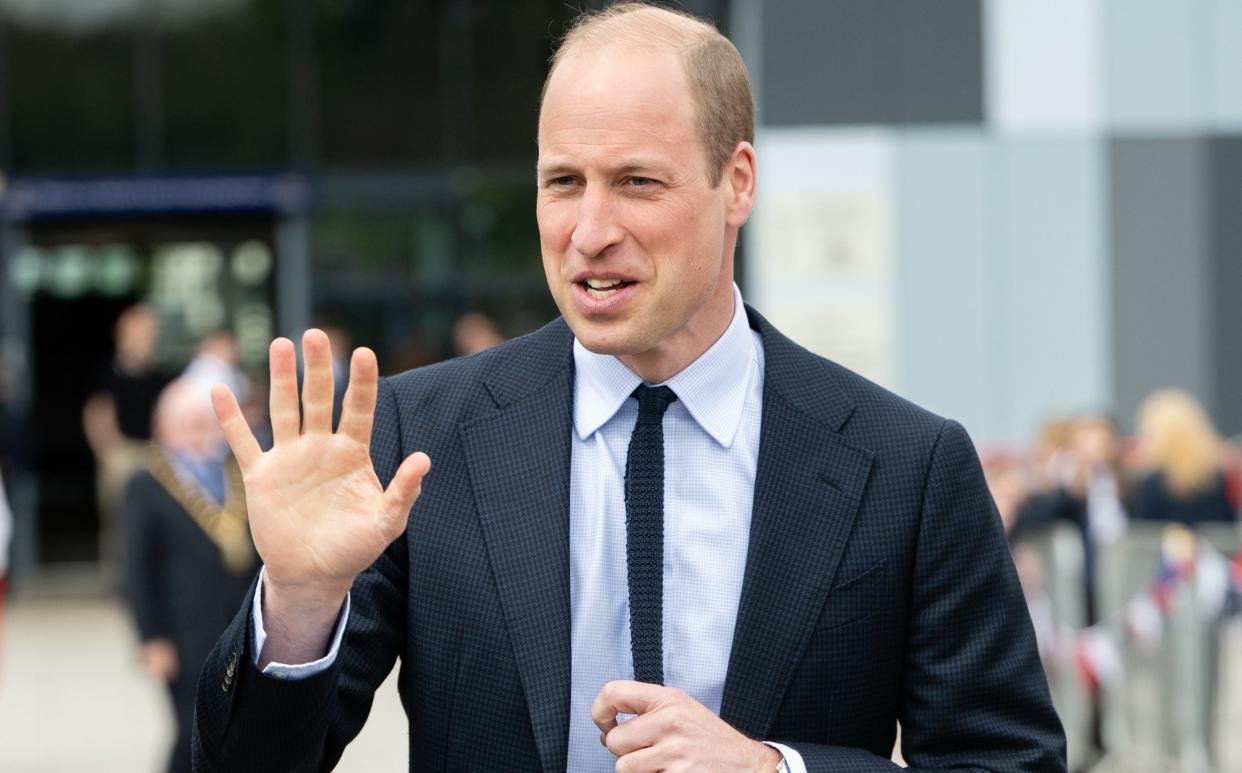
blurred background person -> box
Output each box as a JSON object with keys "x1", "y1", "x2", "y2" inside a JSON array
[
  {"x1": 181, "y1": 329, "x2": 249, "y2": 405},
  {"x1": 1131, "y1": 388, "x2": 1237, "y2": 525},
  {"x1": 183, "y1": 329, "x2": 268, "y2": 444},
  {"x1": 986, "y1": 456, "x2": 1031, "y2": 538},
  {"x1": 121, "y1": 378, "x2": 256, "y2": 773},
  {"x1": 82, "y1": 304, "x2": 170, "y2": 560},
  {"x1": 1223, "y1": 435, "x2": 1242, "y2": 509},
  {"x1": 1032, "y1": 416, "x2": 1078, "y2": 493},
  {"x1": 450, "y1": 310, "x2": 504, "y2": 357},
  {"x1": 1013, "y1": 413, "x2": 1131, "y2": 625},
  {"x1": 1074, "y1": 413, "x2": 1131, "y2": 548},
  {"x1": 1007, "y1": 415, "x2": 1132, "y2": 766}
]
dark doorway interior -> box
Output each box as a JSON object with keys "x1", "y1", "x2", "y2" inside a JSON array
[
  {"x1": 20, "y1": 214, "x2": 278, "y2": 564},
  {"x1": 30, "y1": 293, "x2": 138, "y2": 562}
]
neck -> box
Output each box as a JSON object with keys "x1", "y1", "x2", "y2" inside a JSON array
[
  {"x1": 116, "y1": 351, "x2": 150, "y2": 374},
  {"x1": 617, "y1": 283, "x2": 736, "y2": 384}
]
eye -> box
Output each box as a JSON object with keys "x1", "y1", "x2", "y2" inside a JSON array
[
  {"x1": 628, "y1": 176, "x2": 654, "y2": 187},
  {"x1": 543, "y1": 175, "x2": 578, "y2": 189}
]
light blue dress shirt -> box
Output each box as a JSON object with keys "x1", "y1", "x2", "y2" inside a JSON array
[{"x1": 254, "y1": 284, "x2": 805, "y2": 772}]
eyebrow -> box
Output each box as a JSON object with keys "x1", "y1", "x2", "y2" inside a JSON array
[{"x1": 536, "y1": 157, "x2": 674, "y2": 179}]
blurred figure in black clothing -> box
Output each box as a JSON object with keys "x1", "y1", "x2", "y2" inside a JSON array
[
  {"x1": 1013, "y1": 413, "x2": 1131, "y2": 623},
  {"x1": 122, "y1": 378, "x2": 257, "y2": 773},
  {"x1": 1132, "y1": 389, "x2": 1237, "y2": 525},
  {"x1": 1010, "y1": 414, "x2": 1131, "y2": 768},
  {"x1": 83, "y1": 304, "x2": 170, "y2": 556}
]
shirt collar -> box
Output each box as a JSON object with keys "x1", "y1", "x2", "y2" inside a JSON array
[{"x1": 572, "y1": 283, "x2": 756, "y2": 448}]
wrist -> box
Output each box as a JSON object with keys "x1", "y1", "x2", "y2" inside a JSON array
[
  {"x1": 755, "y1": 741, "x2": 784, "y2": 772},
  {"x1": 263, "y1": 572, "x2": 352, "y2": 613},
  {"x1": 257, "y1": 573, "x2": 349, "y2": 668}
]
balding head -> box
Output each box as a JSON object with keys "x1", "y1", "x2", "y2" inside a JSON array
[
  {"x1": 542, "y1": 2, "x2": 753, "y2": 187},
  {"x1": 154, "y1": 377, "x2": 224, "y2": 460}
]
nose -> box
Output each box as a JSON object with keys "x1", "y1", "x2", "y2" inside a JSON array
[{"x1": 570, "y1": 186, "x2": 624, "y2": 258}]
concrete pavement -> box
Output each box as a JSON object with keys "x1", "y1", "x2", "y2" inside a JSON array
[{"x1": 0, "y1": 569, "x2": 406, "y2": 772}]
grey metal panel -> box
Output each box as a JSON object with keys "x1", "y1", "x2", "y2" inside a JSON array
[
  {"x1": 730, "y1": 0, "x2": 764, "y2": 122},
  {"x1": 759, "y1": 0, "x2": 983, "y2": 127},
  {"x1": 1209, "y1": 136, "x2": 1242, "y2": 437},
  {"x1": 1110, "y1": 137, "x2": 1213, "y2": 433},
  {"x1": 892, "y1": 1, "x2": 985, "y2": 124}
]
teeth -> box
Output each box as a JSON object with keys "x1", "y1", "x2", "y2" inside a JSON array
[{"x1": 583, "y1": 278, "x2": 628, "y2": 300}]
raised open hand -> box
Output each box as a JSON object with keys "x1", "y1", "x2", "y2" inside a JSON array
[{"x1": 212, "y1": 329, "x2": 430, "y2": 616}]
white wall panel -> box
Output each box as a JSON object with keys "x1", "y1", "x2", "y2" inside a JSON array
[
  {"x1": 746, "y1": 128, "x2": 897, "y2": 388},
  {"x1": 987, "y1": 0, "x2": 1102, "y2": 132}
]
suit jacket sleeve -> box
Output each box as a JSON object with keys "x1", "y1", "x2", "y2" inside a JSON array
[
  {"x1": 781, "y1": 420, "x2": 1066, "y2": 772},
  {"x1": 192, "y1": 378, "x2": 411, "y2": 772},
  {"x1": 121, "y1": 471, "x2": 174, "y2": 643}
]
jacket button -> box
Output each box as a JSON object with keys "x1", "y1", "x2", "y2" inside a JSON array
[{"x1": 222, "y1": 651, "x2": 240, "y2": 691}]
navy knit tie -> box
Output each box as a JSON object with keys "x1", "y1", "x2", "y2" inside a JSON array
[{"x1": 625, "y1": 384, "x2": 678, "y2": 685}]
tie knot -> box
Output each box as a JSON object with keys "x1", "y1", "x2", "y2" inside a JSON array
[{"x1": 632, "y1": 384, "x2": 678, "y2": 426}]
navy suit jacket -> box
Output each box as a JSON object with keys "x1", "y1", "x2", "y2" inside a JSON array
[{"x1": 193, "y1": 308, "x2": 1065, "y2": 772}]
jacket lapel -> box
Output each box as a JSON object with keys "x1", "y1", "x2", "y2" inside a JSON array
[
  {"x1": 460, "y1": 322, "x2": 575, "y2": 773},
  {"x1": 720, "y1": 309, "x2": 875, "y2": 739},
  {"x1": 456, "y1": 312, "x2": 872, "y2": 761}
]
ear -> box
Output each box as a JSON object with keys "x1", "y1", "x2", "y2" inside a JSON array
[{"x1": 722, "y1": 141, "x2": 757, "y2": 229}]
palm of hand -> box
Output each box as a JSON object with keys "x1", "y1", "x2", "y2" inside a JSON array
[
  {"x1": 212, "y1": 331, "x2": 430, "y2": 600},
  {"x1": 245, "y1": 435, "x2": 391, "y2": 589}
]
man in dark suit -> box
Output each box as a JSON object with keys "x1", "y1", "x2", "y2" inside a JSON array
[
  {"x1": 195, "y1": 4, "x2": 1064, "y2": 771},
  {"x1": 122, "y1": 378, "x2": 256, "y2": 772}
]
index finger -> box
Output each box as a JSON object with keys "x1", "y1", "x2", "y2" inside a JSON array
[
  {"x1": 591, "y1": 680, "x2": 668, "y2": 734},
  {"x1": 211, "y1": 383, "x2": 262, "y2": 471}
]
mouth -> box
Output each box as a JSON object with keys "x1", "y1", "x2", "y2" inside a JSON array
[{"x1": 579, "y1": 277, "x2": 635, "y2": 300}]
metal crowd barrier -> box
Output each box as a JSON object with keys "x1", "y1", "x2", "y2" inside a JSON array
[
  {"x1": 1089, "y1": 521, "x2": 1239, "y2": 772},
  {"x1": 1023, "y1": 522, "x2": 1093, "y2": 770}
]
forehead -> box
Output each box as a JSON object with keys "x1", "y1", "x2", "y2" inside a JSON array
[{"x1": 537, "y1": 45, "x2": 699, "y2": 164}]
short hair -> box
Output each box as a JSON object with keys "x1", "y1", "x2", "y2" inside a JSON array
[{"x1": 542, "y1": 2, "x2": 754, "y2": 187}]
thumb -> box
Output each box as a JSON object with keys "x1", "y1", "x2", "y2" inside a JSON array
[
  {"x1": 591, "y1": 680, "x2": 668, "y2": 733},
  {"x1": 381, "y1": 451, "x2": 431, "y2": 535}
]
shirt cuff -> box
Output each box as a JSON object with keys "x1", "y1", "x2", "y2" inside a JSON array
[
  {"x1": 763, "y1": 741, "x2": 807, "y2": 773},
  {"x1": 251, "y1": 565, "x2": 351, "y2": 679}
]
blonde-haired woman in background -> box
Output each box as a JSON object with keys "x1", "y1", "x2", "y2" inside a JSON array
[{"x1": 1132, "y1": 389, "x2": 1237, "y2": 525}]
